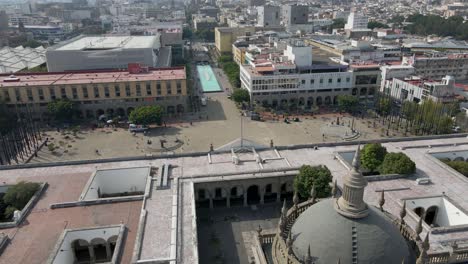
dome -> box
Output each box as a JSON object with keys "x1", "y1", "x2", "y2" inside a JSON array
[{"x1": 290, "y1": 198, "x2": 415, "y2": 264}]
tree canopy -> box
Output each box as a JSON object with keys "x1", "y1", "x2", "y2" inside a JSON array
[
  {"x1": 2, "y1": 181, "x2": 40, "y2": 219},
  {"x1": 380, "y1": 152, "x2": 416, "y2": 175},
  {"x1": 129, "y1": 105, "x2": 163, "y2": 126},
  {"x1": 47, "y1": 99, "x2": 74, "y2": 121},
  {"x1": 401, "y1": 100, "x2": 455, "y2": 135},
  {"x1": 360, "y1": 143, "x2": 388, "y2": 172},
  {"x1": 232, "y1": 89, "x2": 250, "y2": 103},
  {"x1": 218, "y1": 55, "x2": 240, "y2": 88},
  {"x1": 442, "y1": 160, "x2": 468, "y2": 177},
  {"x1": 294, "y1": 165, "x2": 332, "y2": 199},
  {"x1": 406, "y1": 14, "x2": 468, "y2": 40},
  {"x1": 337, "y1": 95, "x2": 359, "y2": 113},
  {"x1": 331, "y1": 18, "x2": 346, "y2": 29},
  {"x1": 368, "y1": 21, "x2": 389, "y2": 29}
]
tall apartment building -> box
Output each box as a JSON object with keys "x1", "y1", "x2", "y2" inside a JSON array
[
  {"x1": 383, "y1": 75, "x2": 457, "y2": 103},
  {"x1": 402, "y1": 53, "x2": 468, "y2": 81},
  {"x1": 257, "y1": 5, "x2": 281, "y2": 27},
  {"x1": 46, "y1": 35, "x2": 167, "y2": 72},
  {"x1": 282, "y1": 5, "x2": 309, "y2": 26},
  {"x1": 0, "y1": 66, "x2": 187, "y2": 121},
  {"x1": 344, "y1": 12, "x2": 368, "y2": 30}
]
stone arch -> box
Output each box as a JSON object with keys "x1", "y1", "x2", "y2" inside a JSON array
[
  {"x1": 369, "y1": 87, "x2": 375, "y2": 95},
  {"x1": 263, "y1": 183, "x2": 277, "y2": 203},
  {"x1": 414, "y1": 207, "x2": 424, "y2": 217},
  {"x1": 316, "y1": 96, "x2": 323, "y2": 106},
  {"x1": 425, "y1": 206, "x2": 438, "y2": 226},
  {"x1": 229, "y1": 185, "x2": 244, "y2": 207},
  {"x1": 280, "y1": 182, "x2": 293, "y2": 201},
  {"x1": 127, "y1": 107, "x2": 135, "y2": 116},
  {"x1": 167, "y1": 105, "x2": 175, "y2": 114},
  {"x1": 106, "y1": 108, "x2": 114, "y2": 118},
  {"x1": 352, "y1": 88, "x2": 358, "y2": 96},
  {"x1": 176, "y1": 104, "x2": 184, "y2": 113},
  {"x1": 324, "y1": 96, "x2": 331, "y2": 105},
  {"x1": 96, "y1": 109, "x2": 105, "y2": 117},
  {"x1": 90, "y1": 238, "x2": 108, "y2": 262},
  {"x1": 454, "y1": 156, "x2": 464, "y2": 161},
  {"x1": 298, "y1": 97, "x2": 305, "y2": 106},
  {"x1": 72, "y1": 239, "x2": 90, "y2": 263},
  {"x1": 247, "y1": 185, "x2": 260, "y2": 205},
  {"x1": 196, "y1": 187, "x2": 211, "y2": 208},
  {"x1": 212, "y1": 186, "x2": 228, "y2": 208},
  {"x1": 85, "y1": 109, "x2": 94, "y2": 119},
  {"x1": 360, "y1": 88, "x2": 367, "y2": 96},
  {"x1": 107, "y1": 235, "x2": 118, "y2": 256},
  {"x1": 272, "y1": 99, "x2": 278, "y2": 108},
  {"x1": 307, "y1": 97, "x2": 313, "y2": 107},
  {"x1": 116, "y1": 108, "x2": 125, "y2": 117},
  {"x1": 333, "y1": 96, "x2": 338, "y2": 105}
]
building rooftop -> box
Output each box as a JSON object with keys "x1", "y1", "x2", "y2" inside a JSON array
[
  {"x1": 1, "y1": 137, "x2": 468, "y2": 263},
  {"x1": 51, "y1": 35, "x2": 159, "y2": 51},
  {"x1": 0, "y1": 46, "x2": 46, "y2": 74},
  {"x1": 0, "y1": 67, "x2": 186, "y2": 88}
]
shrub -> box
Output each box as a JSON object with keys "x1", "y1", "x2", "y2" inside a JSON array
[
  {"x1": 294, "y1": 165, "x2": 332, "y2": 199},
  {"x1": 3, "y1": 181, "x2": 40, "y2": 210},
  {"x1": 443, "y1": 160, "x2": 468, "y2": 176},
  {"x1": 360, "y1": 143, "x2": 387, "y2": 172},
  {"x1": 3, "y1": 206, "x2": 17, "y2": 219},
  {"x1": 380, "y1": 153, "x2": 416, "y2": 175}
]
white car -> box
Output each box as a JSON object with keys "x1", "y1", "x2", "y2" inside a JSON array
[{"x1": 129, "y1": 124, "x2": 148, "y2": 132}]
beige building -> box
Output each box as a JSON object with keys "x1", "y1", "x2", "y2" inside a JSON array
[
  {"x1": 0, "y1": 66, "x2": 187, "y2": 121},
  {"x1": 215, "y1": 26, "x2": 256, "y2": 55}
]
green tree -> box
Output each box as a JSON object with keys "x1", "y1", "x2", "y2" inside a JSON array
[
  {"x1": 443, "y1": 160, "x2": 468, "y2": 176},
  {"x1": 23, "y1": 39, "x2": 42, "y2": 48},
  {"x1": 377, "y1": 98, "x2": 391, "y2": 116},
  {"x1": 368, "y1": 21, "x2": 389, "y2": 29},
  {"x1": 47, "y1": 99, "x2": 74, "y2": 121},
  {"x1": 294, "y1": 165, "x2": 332, "y2": 199},
  {"x1": 129, "y1": 105, "x2": 163, "y2": 126},
  {"x1": 337, "y1": 95, "x2": 359, "y2": 113},
  {"x1": 232, "y1": 89, "x2": 250, "y2": 103},
  {"x1": 3, "y1": 181, "x2": 40, "y2": 210},
  {"x1": 360, "y1": 143, "x2": 388, "y2": 172},
  {"x1": 331, "y1": 18, "x2": 345, "y2": 29},
  {"x1": 380, "y1": 152, "x2": 416, "y2": 174},
  {"x1": 183, "y1": 27, "x2": 193, "y2": 39}
]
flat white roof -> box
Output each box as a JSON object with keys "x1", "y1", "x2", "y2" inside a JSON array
[{"x1": 55, "y1": 36, "x2": 158, "y2": 51}]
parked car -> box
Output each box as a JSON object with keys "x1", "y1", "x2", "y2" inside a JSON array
[{"x1": 129, "y1": 124, "x2": 148, "y2": 132}]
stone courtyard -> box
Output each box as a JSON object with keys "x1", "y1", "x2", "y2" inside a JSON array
[{"x1": 29, "y1": 93, "x2": 396, "y2": 163}]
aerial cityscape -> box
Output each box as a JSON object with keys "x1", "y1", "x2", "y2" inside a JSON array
[{"x1": 1, "y1": 0, "x2": 468, "y2": 263}]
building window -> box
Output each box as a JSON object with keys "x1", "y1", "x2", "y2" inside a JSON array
[
  {"x1": 61, "y1": 86, "x2": 67, "y2": 99},
  {"x1": 167, "y1": 81, "x2": 172, "y2": 95},
  {"x1": 310, "y1": 79, "x2": 314, "y2": 84},
  {"x1": 82, "y1": 86, "x2": 88, "y2": 98},
  {"x1": 115, "y1": 85, "x2": 120, "y2": 97},
  {"x1": 27, "y1": 88, "x2": 33, "y2": 101},
  {"x1": 125, "y1": 84, "x2": 131, "y2": 96},
  {"x1": 104, "y1": 86, "x2": 110, "y2": 98},
  {"x1": 156, "y1": 82, "x2": 162, "y2": 95},
  {"x1": 346, "y1": 77, "x2": 350, "y2": 83},
  {"x1": 94, "y1": 86, "x2": 100, "y2": 98},
  {"x1": 146, "y1": 82, "x2": 152, "y2": 95},
  {"x1": 328, "y1": 78, "x2": 332, "y2": 84},
  {"x1": 136, "y1": 83, "x2": 142, "y2": 96},
  {"x1": 301, "y1": 80, "x2": 306, "y2": 85},
  {"x1": 49, "y1": 87, "x2": 56, "y2": 100},
  {"x1": 176, "y1": 81, "x2": 182, "y2": 94},
  {"x1": 320, "y1": 79, "x2": 323, "y2": 84},
  {"x1": 71, "y1": 87, "x2": 78, "y2": 99},
  {"x1": 337, "y1": 78, "x2": 341, "y2": 83}
]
